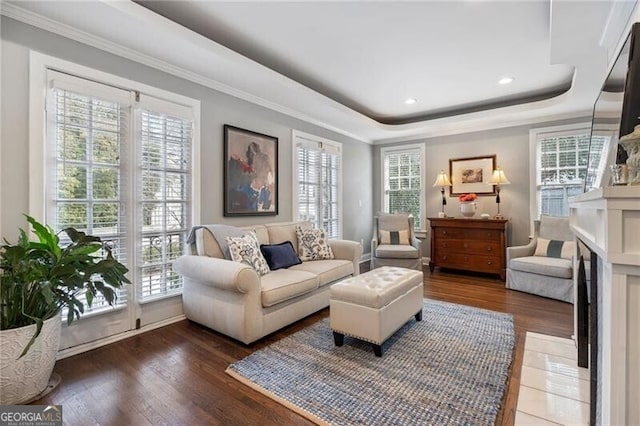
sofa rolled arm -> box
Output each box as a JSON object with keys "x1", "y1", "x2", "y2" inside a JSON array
[
  {"x1": 173, "y1": 255, "x2": 260, "y2": 293},
  {"x1": 329, "y1": 239, "x2": 363, "y2": 275},
  {"x1": 506, "y1": 238, "x2": 537, "y2": 264}
]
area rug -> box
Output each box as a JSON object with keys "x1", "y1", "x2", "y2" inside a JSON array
[{"x1": 226, "y1": 299, "x2": 514, "y2": 426}]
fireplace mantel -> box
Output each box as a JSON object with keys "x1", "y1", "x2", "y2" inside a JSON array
[{"x1": 569, "y1": 186, "x2": 640, "y2": 425}]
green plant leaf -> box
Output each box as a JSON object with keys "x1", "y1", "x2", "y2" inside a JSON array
[{"x1": 2, "y1": 215, "x2": 131, "y2": 357}]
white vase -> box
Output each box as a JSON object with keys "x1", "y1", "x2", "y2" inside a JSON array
[
  {"x1": 460, "y1": 201, "x2": 477, "y2": 218},
  {"x1": 0, "y1": 315, "x2": 61, "y2": 404}
]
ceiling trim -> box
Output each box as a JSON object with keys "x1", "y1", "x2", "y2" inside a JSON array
[
  {"x1": 0, "y1": 1, "x2": 372, "y2": 144},
  {"x1": 1, "y1": 1, "x2": 624, "y2": 146},
  {"x1": 372, "y1": 109, "x2": 592, "y2": 145}
]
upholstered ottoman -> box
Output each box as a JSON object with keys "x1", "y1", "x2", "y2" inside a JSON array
[{"x1": 329, "y1": 266, "x2": 424, "y2": 356}]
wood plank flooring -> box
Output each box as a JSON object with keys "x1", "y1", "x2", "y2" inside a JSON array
[{"x1": 35, "y1": 266, "x2": 573, "y2": 425}]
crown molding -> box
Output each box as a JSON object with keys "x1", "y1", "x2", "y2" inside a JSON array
[{"x1": 0, "y1": 2, "x2": 371, "y2": 144}]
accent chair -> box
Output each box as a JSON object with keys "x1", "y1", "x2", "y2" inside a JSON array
[
  {"x1": 370, "y1": 213, "x2": 422, "y2": 271},
  {"x1": 506, "y1": 215, "x2": 575, "y2": 303}
]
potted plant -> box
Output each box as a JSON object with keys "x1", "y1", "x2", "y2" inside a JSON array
[
  {"x1": 0, "y1": 215, "x2": 130, "y2": 404},
  {"x1": 458, "y1": 193, "x2": 478, "y2": 217}
]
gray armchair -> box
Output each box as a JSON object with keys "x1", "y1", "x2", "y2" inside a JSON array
[
  {"x1": 370, "y1": 213, "x2": 422, "y2": 271},
  {"x1": 506, "y1": 216, "x2": 575, "y2": 303}
]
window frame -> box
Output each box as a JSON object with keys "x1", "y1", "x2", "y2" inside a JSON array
[
  {"x1": 529, "y1": 122, "x2": 590, "y2": 222},
  {"x1": 380, "y1": 143, "x2": 425, "y2": 230},
  {"x1": 291, "y1": 129, "x2": 343, "y2": 239},
  {"x1": 29, "y1": 51, "x2": 201, "y2": 313}
]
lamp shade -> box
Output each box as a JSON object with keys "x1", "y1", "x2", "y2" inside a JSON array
[
  {"x1": 433, "y1": 170, "x2": 452, "y2": 187},
  {"x1": 487, "y1": 167, "x2": 511, "y2": 185}
]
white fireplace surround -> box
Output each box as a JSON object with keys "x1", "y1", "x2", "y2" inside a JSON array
[{"x1": 569, "y1": 186, "x2": 640, "y2": 425}]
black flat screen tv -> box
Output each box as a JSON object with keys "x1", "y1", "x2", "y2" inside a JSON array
[{"x1": 585, "y1": 23, "x2": 640, "y2": 190}]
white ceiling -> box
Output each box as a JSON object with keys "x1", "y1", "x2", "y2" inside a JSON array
[
  {"x1": 2, "y1": 1, "x2": 633, "y2": 143},
  {"x1": 137, "y1": 1, "x2": 575, "y2": 124}
]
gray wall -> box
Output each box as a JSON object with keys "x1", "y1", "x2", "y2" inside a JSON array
[
  {"x1": 374, "y1": 117, "x2": 590, "y2": 258},
  {"x1": 0, "y1": 17, "x2": 374, "y2": 252}
]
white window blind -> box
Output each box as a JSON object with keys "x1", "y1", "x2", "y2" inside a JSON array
[
  {"x1": 46, "y1": 71, "x2": 196, "y2": 311},
  {"x1": 294, "y1": 134, "x2": 342, "y2": 239},
  {"x1": 137, "y1": 103, "x2": 193, "y2": 302},
  {"x1": 48, "y1": 76, "x2": 131, "y2": 313},
  {"x1": 382, "y1": 147, "x2": 423, "y2": 229},
  {"x1": 536, "y1": 131, "x2": 591, "y2": 217}
]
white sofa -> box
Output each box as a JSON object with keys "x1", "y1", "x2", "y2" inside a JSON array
[{"x1": 173, "y1": 221, "x2": 362, "y2": 344}]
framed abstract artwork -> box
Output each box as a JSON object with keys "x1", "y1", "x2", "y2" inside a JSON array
[
  {"x1": 223, "y1": 125, "x2": 278, "y2": 216},
  {"x1": 449, "y1": 155, "x2": 497, "y2": 196}
]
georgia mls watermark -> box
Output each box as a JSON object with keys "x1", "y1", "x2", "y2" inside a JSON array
[{"x1": 0, "y1": 405, "x2": 62, "y2": 426}]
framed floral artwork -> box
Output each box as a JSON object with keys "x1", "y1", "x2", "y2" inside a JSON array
[
  {"x1": 449, "y1": 155, "x2": 497, "y2": 196},
  {"x1": 224, "y1": 125, "x2": 278, "y2": 216}
]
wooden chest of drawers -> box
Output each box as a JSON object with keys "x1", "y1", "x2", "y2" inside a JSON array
[{"x1": 428, "y1": 218, "x2": 509, "y2": 280}]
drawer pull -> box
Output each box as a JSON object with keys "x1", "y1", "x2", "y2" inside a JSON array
[
  {"x1": 487, "y1": 260, "x2": 492, "y2": 265},
  {"x1": 442, "y1": 255, "x2": 447, "y2": 260},
  {"x1": 463, "y1": 243, "x2": 468, "y2": 249},
  {"x1": 443, "y1": 231, "x2": 447, "y2": 236},
  {"x1": 487, "y1": 247, "x2": 492, "y2": 252}
]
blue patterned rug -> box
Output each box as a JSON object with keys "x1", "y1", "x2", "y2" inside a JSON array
[{"x1": 226, "y1": 299, "x2": 515, "y2": 425}]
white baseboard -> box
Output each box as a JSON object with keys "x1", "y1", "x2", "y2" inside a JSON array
[
  {"x1": 360, "y1": 253, "x2": 371, "y2": 263},
  {"x1": 56, "y1": 314, "x2": 187, "y2": 360},
  {"x1": 423, "y1": 256, "x2": 431, "y2": 265}
]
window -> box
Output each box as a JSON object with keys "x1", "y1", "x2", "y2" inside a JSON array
[
  {"x1": 46, "y1": 70, "x2": 197, "y2": 310},
  {"x1": 530, "y1": 125, "x2": 591, "y2": 217},
  {"x1": 136, "y1": 103, "x2": 193, "y2": 302},
  {"x1": 381, "y1": 145, "x2": 424, "y2": 229},
  {"x1": 293, "y1": 130, "x2": 342, "y2": 238},
  {"x1": 48, "y1": 76, "x2": 130, "y2": 312}
]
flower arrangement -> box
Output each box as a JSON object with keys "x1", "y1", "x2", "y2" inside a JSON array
[{"x1": 458, "y1": 193, "x2": 478, "y2": 202}]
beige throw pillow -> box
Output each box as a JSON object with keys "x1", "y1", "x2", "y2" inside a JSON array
[
  {"x1": 226, "y1": 232, "x2": 270, "y2": 276},
  {"x1": 295, "y1": 226, "x2": 334, "y2": 261},
  {"x1": 534, "y1": 238, "x2": 575, "y2": 260},
  {"x1": 379, "y1": 229, "x2": 410, "y2": 245}
]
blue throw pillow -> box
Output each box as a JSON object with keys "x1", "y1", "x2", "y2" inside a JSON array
[{"x1": 260, "y1": 241, "x2": 302, "y2": 271}]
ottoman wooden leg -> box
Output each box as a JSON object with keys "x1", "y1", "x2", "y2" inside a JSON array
[
  {"x1": 415, "y1": 310, "x2": 423, "y2": 321},
  {"x1": 373, "y1": 344, "x2": 383, "y2": 357},
  {"x1": 333, "y1": 331, "x2": 344, "y2": 347}
]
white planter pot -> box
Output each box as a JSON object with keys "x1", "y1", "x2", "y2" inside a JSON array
[{"x1": 0, "y1": 315, "x2": 61, "y2": 404}]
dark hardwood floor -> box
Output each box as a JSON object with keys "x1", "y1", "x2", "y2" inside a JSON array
[{"x1": 36, "y1": 266, "x2": 573, "y2": 425}]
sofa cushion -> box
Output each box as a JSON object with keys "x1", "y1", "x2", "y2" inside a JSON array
[
  {"x1": 265, "y1": 221, "x2": 311, "y2": 254},
  {"x1": 226, "y1": 232, "x2": 270, "y2": 276},
  {"x1": 379, "y1": 229, "x2": 410, "y2": 245},
  {"x1": 260, "y1": 241, "x2": 302, "y2": 271},
  {"x1": 296, "y1": 226, "x2": 335, "y2": 261},
  {"x1": 375, "y1": 244, "x2": 419, "y2": 259},
  {"x1": 509, "y1": 256, "x2": 572, "y2": 279},
  {"x1": 260, "y1": 269, "x2": 319, "y2": 307},
  {"x1": 195, "y1": 225, "x2": 269, "y2": 258},
  {"x1": 534, "y1": 238, "x2": 575, "y2": 260},
  {"x1": 290, "y1": 259, "x2": 353, "y2": 287}
]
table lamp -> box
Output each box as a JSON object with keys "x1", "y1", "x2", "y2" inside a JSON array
[
  {"x1": 487, "y1": 167, "x2": 510, "y2": 219},
  {"x1": 433, "y1": 170, "x2": 452, "y2": 217}
]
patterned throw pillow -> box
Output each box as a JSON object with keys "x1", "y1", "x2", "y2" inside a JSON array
[
  {"x1": 534, "y1": 238, "x2": 575, "y2": 260},
  {"x1": 295, "y1": 226, "x2": 334, "y2": 261},
  {"x1": 379, "y1": 229, "x2": 410, "y2": 245},
  {"x1": 226, "y1": 232, "x2": 270, "y2": 276}
]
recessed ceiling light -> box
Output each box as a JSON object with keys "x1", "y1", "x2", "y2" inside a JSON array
[
  {"x1": 404, "y1": 98, "x2": 417, "y2": 105},
  {"x1": 498, "y1": 77, "x2": 514, "y2": 85}
]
